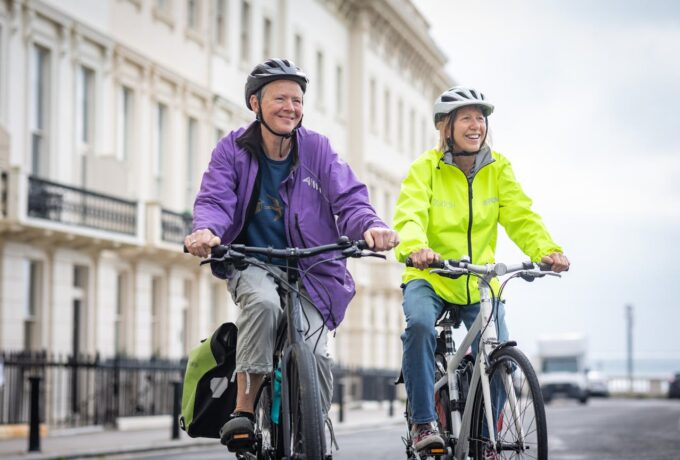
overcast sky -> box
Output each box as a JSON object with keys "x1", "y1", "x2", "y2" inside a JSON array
[{"x1": 412, "y1": 0, "x2": 680, "y2": 370}]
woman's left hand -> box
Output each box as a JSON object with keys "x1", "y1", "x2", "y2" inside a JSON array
[{"x1": 541, "y1": 253, "x2": 570, "y2": 273}]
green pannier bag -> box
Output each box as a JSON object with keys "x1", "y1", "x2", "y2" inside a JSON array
[{"x1": 179, "y1": 322, "x2": 238, "y2": 438}]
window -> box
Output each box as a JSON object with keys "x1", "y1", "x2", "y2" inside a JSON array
[
  {"x1": 77, "y1": 66, "x2": 95, "y2": 146},
  {"x1": 210, "y1": 283, "x2": 221, "y2": 326},
  {"x1": 31, "y1": 45, "x2": 50, "y2": 177},
  {"x1": 240, "y1": 1, "x2": 251, "y2": 62},
  {"x1": 397, "y1": 98, "x2": 403, "y2": 151},
  {"x1": 114, "y1": 273, "x2": 127, "y2": 354},
  {"x1": 421, "y1": 116, "x2": 428, "y2": 152},
  {"x1": 180, "y1": 279, "x2": 192, "y2": 353},
  {"x1": 187, "y1": 0, "x2": 200, "y2": 30},
  {"x1": 409, "y1": 108, "x2": 416, "y2": 153},
  {"x1": 263, "y1": 17, "x2": 272, "y2": 59},
  {"x1": 293, "y1": 33, "x2": 303, "y2": 67},
  {"x1": 383, "y1": 88, "x2": 390, "y2": 143},
  {"x1": 214, "y1": 0, "x2": 227, "y2": 47},
  {"x1": 153, "y1": 0, "x2": 174, "y2": 26},
  {"x1": 186, "y1": 117, "x2": 198, "y2": 208},
  {"x1": 154, "y1": 103, "x2": 167, "y2": 178},
  {"x1": 151, "y1": 276, "x2": 163, "y2": 357},
  {"x1": 336, "y1": 65, "x2": 343, "y2": 115},
  {"x1": 73, "y1": 265, "x2": 88, "y2": 356},
  {"x1": 369, "y1": 78, "x2": 376, "y2": 131},
  {"x1": 215, "y1": 127, "x2": 225, "y2": 143},
  {"x1": 117, "y1": 86, "x2": 133, "y2": 161},
  {"x1": 316, "y1": 51, "x2": 324, "y2": 108},
  {"x1": 23, "y1": 261, "x2": 42, "y2": 350}
]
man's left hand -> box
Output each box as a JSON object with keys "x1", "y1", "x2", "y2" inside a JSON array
[{"x1": 363, "y1": 227, "x2": 400, "y2": 252}]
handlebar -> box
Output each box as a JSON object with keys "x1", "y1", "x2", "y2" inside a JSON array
[
  {"x1": 405, "y1": 257, "x2": 564, "y2": 279},
  {"x1": 186, "y1": 236, "x2": 385, "y2": 267}
]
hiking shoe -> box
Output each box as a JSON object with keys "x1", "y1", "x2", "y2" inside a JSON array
[
  {"x1": 220, "y1": 411, "x2": 255, "y2": 451},
  {"x1": 411, "y1": 422, "x2": 445, "y2": 451}
]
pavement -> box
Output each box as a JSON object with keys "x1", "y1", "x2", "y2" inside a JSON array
[{"x1": 0, "y1": 401, "x2": 406, "y2": 460}]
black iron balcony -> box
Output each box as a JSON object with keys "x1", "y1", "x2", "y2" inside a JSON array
[
  {"x1": 161, "y1": 209, "x2": 193, "y2": 244},
  {"x1": 27, "y1": 176, "x2": 137, "y2": 235}
]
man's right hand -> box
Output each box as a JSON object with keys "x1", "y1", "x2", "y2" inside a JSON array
[
  {"x1": 409, "y1": 248, "x2": 441, "y2": 270},
  {"x1": 184, "y1": 229, "x2": 221, "y2": 258}
]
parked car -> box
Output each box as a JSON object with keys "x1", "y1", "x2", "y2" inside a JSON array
[
  {"x1": 586, "y1": 370, "x2": 610, "y2": 397},
  {"x1": 669, "y1": 373, "x2": 680, "y2": 399}
]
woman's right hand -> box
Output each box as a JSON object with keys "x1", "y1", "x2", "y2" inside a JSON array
[
  {"x1": 184, "y1": 229, "x2": 221, "y2": 258},
  {"x1": 409, "y1": 248, "x2": 441, "y2": 270}
]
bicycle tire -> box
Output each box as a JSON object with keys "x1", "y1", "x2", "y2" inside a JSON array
[
  {"x1": 434, "y1": 353, "x2": 451, "y2": 435},
  {"x1": 286, "y1": 342, "x2": 326, "y2": 460},
  {"x1": 254, "y1": 381, "x2": 285, "y2": 460},
  {"x1": 469, "y1": 347, "x2": 547, "y2": 459}
]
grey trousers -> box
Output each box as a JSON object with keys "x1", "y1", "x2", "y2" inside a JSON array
[{"x1": 227, "y1": 264, "x2": 333, "y2": 413}]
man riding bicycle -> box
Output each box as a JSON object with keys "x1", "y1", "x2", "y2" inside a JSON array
[
  {"x1": 184, "y1": 58, "x2": 399, "y2": 451},
  {"x1": 393, "y1": 86, "x2": 570, "y2": 454}
]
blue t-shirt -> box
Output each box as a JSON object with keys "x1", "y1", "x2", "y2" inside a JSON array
[{"x1": 245, "y1": 152, "x2": 293, "y2": 265}]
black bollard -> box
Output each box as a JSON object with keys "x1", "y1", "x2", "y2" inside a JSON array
[
  {"x1": 387, "y1": 378, "x2": 395, "y2": 417},
  {"x1": 28, "y1": 376, "x2": 41, "y2": 452},
  {"x1": 171, "y1": 381, "x2": 181, "y2": 440},
  {"x1": 337, "y1": 380, "x2": 345, "y2": 423}
]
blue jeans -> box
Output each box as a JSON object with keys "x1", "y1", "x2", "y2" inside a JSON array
[{"x1": 401, "y1": 279, "x2": 509, "y2": 424}]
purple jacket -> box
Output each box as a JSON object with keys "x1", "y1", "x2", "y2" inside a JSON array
[{"x1": 192, "y1": 123, "x2": 387, "y2": 329}]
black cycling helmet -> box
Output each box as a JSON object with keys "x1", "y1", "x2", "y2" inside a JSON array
[{"x1": 244, "y1": 58, "x2": 308, "y2": 110}]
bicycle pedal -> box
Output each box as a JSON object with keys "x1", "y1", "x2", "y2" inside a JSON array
[
  {"x1": 419, "y1": 446, "x2": 449, "y2": 459},
  {"x1": 224, "y1": 431, "x2": 256, "y2": 452}
]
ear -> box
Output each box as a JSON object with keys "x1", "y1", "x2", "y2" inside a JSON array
[{"x1": 249, "y1": 94, "x2": 260, "y2": 113}]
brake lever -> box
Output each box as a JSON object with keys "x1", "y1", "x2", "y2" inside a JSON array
[
  {"x1": 430, "y1": 268, "x2": 465, "y2": 279},
  {"x1": 360, "y1": 251, "x2": 386, "y2": 259}
]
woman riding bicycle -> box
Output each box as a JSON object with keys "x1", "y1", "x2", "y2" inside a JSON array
[
  {"x1": 184, "y1": 58, "x2": 399, "y2": 450},
  {"x1": 392, "y1": 86, "x2": 570, "y2": 453}
]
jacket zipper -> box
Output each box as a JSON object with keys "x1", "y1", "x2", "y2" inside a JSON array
[{"x1": 466, "y1": 178, "x2": 473, "y2": 305}]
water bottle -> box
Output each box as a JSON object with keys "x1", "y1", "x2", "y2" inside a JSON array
[{"x1": 271, "y1": 365, "x2": 282, "y2": 424}]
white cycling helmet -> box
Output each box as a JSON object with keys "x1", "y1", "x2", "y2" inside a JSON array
[{"x1": 433, "y1": 86, "x2": 494, "y2": 127}]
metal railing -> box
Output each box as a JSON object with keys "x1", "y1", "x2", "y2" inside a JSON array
[
  {"x1": 0, "y1": 349, "x2": 400, "y2": 429},
  {"x1": 0, "y1": 351, "x2": 184, "y2": 428},
  {"x1": 161, "y1": 209, "x2": 193, "y2": 244},
  {"x1": 27, "y1": 176, "x2": 137, "y2": 235}
]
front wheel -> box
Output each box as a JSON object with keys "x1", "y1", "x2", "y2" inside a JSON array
[
  {"x1": 286, "y1": 343, "x2": 326, "y2": 460},
  {"x1": 469, "y1": 347, "x2": 547, "y2": 459}
]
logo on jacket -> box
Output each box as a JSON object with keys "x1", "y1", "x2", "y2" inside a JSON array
[
  {"x1": 432, "y1": 198, "x2": 455, "y2": 209},
  {"x1": 303, "y1": 176, "x2": 321, "y2": 193}
]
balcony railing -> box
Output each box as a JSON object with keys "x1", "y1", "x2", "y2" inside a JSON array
[
  {"x1": 161, "y1": 209, "x2": 193, "y2": 244},
  {"x1": 27, "y1": 176, "x2": 137, "y2": 235}
]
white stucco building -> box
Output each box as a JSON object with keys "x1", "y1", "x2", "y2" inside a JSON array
[{"x1": 0, "y1": 0, "x2": 449, "y2": 370}]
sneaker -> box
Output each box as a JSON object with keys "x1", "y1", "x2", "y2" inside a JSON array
[
  {"x1": 483, "y1": 448, "x2": 499, "y2": 460},
  {"x1": 411, "y1": 422, "x2": 445, "y2": 451},
  {"x1": 220, "y1": 411, "x2": 255, "y2": 451}
]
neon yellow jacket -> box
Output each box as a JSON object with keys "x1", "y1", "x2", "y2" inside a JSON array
[{"x1": 393, "y1": 146, "x2": 562, "y2": 305}]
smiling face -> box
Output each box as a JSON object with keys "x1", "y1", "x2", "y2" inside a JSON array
[
  {"x1": 250, "y1": 79, "x2": 304, "y2": 134},
  {"x1": 451, "y1": 105, "x2": 487, "y2": 153}
]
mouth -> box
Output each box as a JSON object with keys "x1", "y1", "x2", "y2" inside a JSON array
[{"x1": 464, "y1": 133, "x2": 481, "y2": 141}]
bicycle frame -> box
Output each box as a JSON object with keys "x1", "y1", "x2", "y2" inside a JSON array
[
  {"x1": 434, "y1": 277, "x2": 505, "y2": 459},
  {"x1": 431, "y1": 264, "x2": 536, "y2": 460}
]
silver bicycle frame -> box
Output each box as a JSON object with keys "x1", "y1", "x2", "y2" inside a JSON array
[{"x1": 433, "y1": 272, "x2": 526, "y2": 459}]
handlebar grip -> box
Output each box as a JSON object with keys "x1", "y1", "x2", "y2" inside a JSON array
[
  {"x1": 405, "y1": 257, "x2": 445, "y2": 269},
  {"x1": 538, "y1": 262, "x2": 569, "y2": 272},
  {"x1": 356, "y1": 240, "x2": 369, "y2": 250}
]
